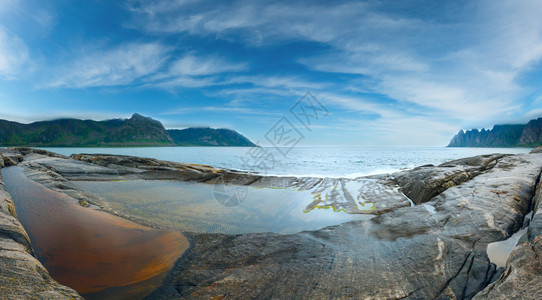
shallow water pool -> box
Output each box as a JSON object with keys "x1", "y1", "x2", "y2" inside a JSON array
[
  {"x1": 2, "y1": 167, "x2": 188, "y2": 299},
  {"x1": 74, "y1": 180, "x2": 368, "y2": 234}
]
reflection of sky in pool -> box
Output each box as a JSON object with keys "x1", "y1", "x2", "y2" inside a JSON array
[{"x1": 74, "y1": 180, "x2": 368, "y2": 234}]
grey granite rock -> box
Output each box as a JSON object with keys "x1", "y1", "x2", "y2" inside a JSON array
[
  {"x1": 5, "y1": 149, "x2": 542, "y2": 299},
  {"x1": 473, "y1": 156, "x2": 542, "y2": 299},
  {"x1": 391, "y1": 154, "x2": 507, "y2": 204},
  {"x1": 144, "y1": 153, "x2": 542, "y2": 299}
]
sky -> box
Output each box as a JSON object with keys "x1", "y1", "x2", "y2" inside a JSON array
[{"x1": 1, "y1": 0, "x2": 542, "y2": 146}]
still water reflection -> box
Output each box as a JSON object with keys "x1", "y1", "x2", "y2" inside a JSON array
[{"x1": 74, "y1": 180, "x2": 367, "y2": 234}]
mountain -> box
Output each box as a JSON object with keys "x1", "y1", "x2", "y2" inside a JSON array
[
  {"x1": 0, "y1": 114, "x2": 255, "y2": 147},
  {"x1": 167, "y1": 128, "x2": 256, "y2": 147},
  {"x1": 448, "y1": 117, "x2": 542, "y2": 147},
  {"x1": 518, "y1": 118, "x2": 542, "y2": 146}
]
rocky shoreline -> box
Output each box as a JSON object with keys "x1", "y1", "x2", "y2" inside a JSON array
[{"x1": 1, "y1": 147, "x2": 542, "y2": 299}]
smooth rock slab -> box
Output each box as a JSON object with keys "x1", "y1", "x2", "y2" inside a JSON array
[
  {"x1": 474, "y1": 156, "x2": 542, "y2": 299},
  {"x1": 9, "y1": 149, "x2": 542, "y2": 299},
  {"x1": 149, "y1": 153, "x2": 542, "y2": 299}
]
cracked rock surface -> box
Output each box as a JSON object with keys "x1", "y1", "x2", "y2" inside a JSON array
[
  {"x1": 147, "y1": 153, "x2": 542, "y2": 299},
  {"x1": 474, "y1": 150, "x2": 542, "y2": 299}
]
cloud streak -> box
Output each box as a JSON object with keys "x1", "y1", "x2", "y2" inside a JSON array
[
  {"x1": 127, "y1": 0, "x2": 542, "y2": 124},
  {"x1": 48, "y1": 42, "x2": 171, "y2": 88},
  {"x1": 0, "y1": 26, "x2": 29, "y2": 79},
  {"x1": 2, "y1": 0, "x2": 542, "y2": 145}
]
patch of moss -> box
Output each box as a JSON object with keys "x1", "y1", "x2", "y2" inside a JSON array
[
  {"x1": 79, "y1": 200, "x2": 90, "y2": 207},
  {"x1": 443, "y1": 181, "x2": 454, "y2": 188}
]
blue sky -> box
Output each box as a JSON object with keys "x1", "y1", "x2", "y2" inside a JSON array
[{"x1": 1, "y1": 0, "x2": 542, "y2": 146}]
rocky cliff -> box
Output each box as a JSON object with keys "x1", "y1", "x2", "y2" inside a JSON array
[
  {"x1": 448, "y1": 117, "x2": 542, "y2": 147},
  {"x1": 518, "y1": 117, "x2": 542, "y2": 146}
]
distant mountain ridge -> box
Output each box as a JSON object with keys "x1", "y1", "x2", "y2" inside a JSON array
[
  {"x1": 448, "y1": 117, "x2": 542, "y2": 147},
  {"x1": 168, "y1": 128, "x2": 255, "y2": 146},
  {"x1": 0, "y1": 113, "x2": 255, "y2": 147}
]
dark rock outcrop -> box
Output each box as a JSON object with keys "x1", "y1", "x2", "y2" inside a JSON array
[
  {"x1": 518, "y1": 117, "x2": 542, "y2": 146},
  {"x1": 448, "y1": 125, "x2": 525, "y2": 147},
  {"x1": 448, "y1": 117, "x2": 542, "y2": 147},
  {"x1": 391, "y1": 154, "x2": 507, "y2": 204},
  {"x1": 0, "y1": 149, "x2": 82, "y2": 299}
]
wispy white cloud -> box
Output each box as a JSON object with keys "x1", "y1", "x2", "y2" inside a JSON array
[
  {"x1": 0, "y1": 26, "x2": 29, "y2": 79},
  {"x1": 0, "y1": 0, "x2": 20, "y2": 13},
  {"x1": 2, "y1": 0, "x2": 542, "y2": 146},
  {"x1": 226, "y1": 75, "x2": 325, "y2": 90},
  {"x1": 525, "y1": 109, "x2": 542, "y2": 120},
  {"x1": 149, "y1": 53, "x2": 248, "y2": 88},
  {"x1": 0, "y1": 110, "x2": 129, "y2": 124},
  {"x1": 48, "y1": 42, "x2": 171, "y2": 88},
  {"x1": 169, "y1": 54, "x2": 247, "y2": 76},
  {"x1": 162, "y1": 105, "x2": 282, "y2": 116},
  {"x1": 128, "y1": 0, "x2": 542, "y2": 130}
]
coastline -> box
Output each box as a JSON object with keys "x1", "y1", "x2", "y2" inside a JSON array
[
  {"x1": 1, "y1": 147, "x2": 542, "y2": 299},
  {"x1": 33, "y1": 146, "x2": 532, "y2": 179}
]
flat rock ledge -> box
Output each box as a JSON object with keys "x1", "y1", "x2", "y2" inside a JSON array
[
  {"x1": 0, "y1": 149, "x2": 82, "y2": 299},
  {"x1": 146, "y1": 153, "x2": 542, "y2": 299},
  {"x1": 2, "y1": 148, "x2": 542, "y2": 299}
]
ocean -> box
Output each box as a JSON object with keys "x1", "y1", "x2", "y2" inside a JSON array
[{"x1": 38, "y1": 146, "x2": 532, "y2": 178}]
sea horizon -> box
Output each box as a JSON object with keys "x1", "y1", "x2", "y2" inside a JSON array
[{"x1": 36, "y1": 146, "x2": 532, "y2": 178}]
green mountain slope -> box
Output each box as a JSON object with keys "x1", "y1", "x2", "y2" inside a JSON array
[
  {"x1": 167, "y1": 128, "x2": 256, "y2": 146},
  {"x1": 0, "y1": 114, "x2": 255, "y2": 147}
]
